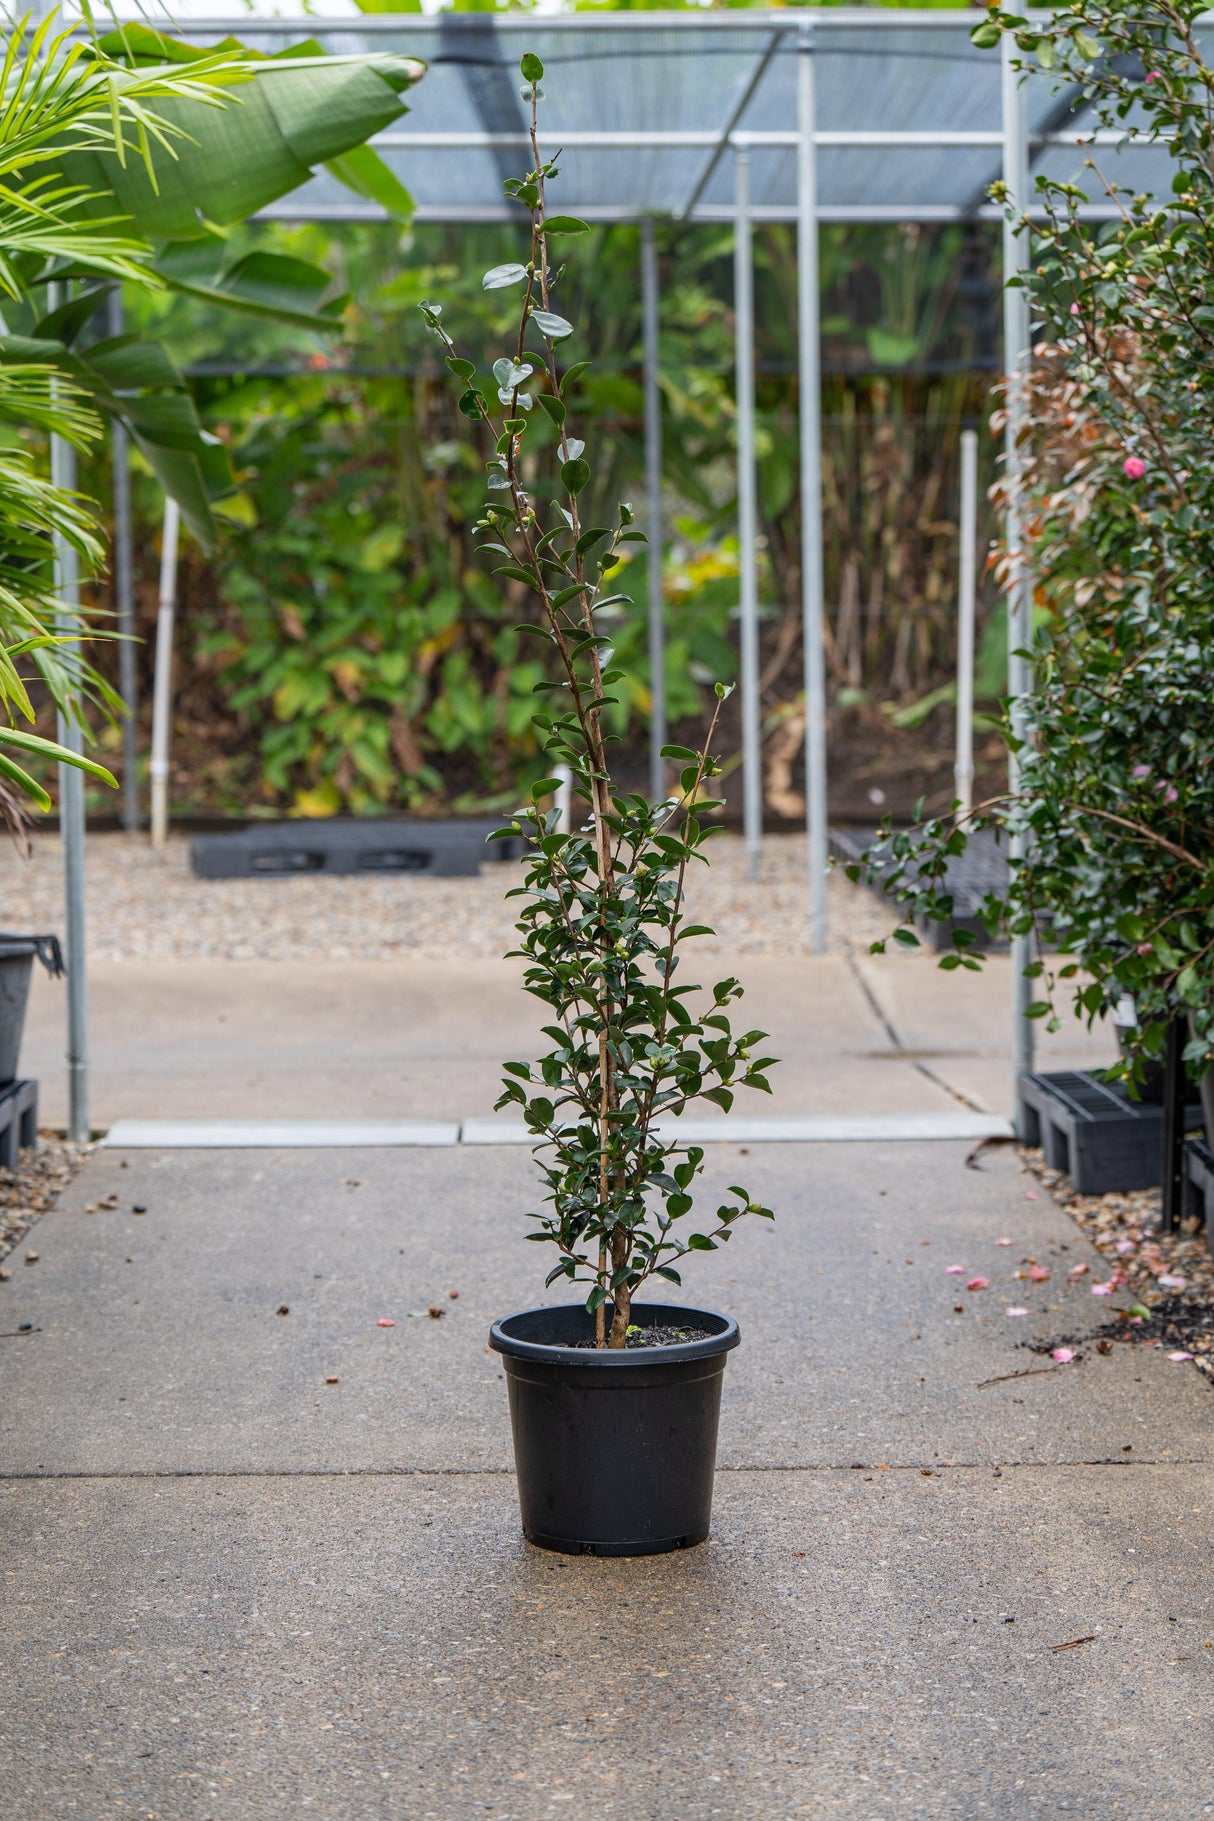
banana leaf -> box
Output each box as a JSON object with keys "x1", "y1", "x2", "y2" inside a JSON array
[{"x1": 63, "y1": 29, "x2": 423, "y2": 238}]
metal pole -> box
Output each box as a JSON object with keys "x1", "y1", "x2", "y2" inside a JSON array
[
  {"x1": 149, "y1": 497, "x2": 180, "y2": 850},
  {"x1": 641, "y1": 218, "x2": 666, "y2": 802},
  {"x1": 797, "y1": 27, "x2": 828, "y2": 953},
  {"x1": 107, "y1": 289, "x2": 141, "y2": 832},
  {"x1": 1002, "y1": 34, "x2": 1036, "y2": 1100},
  {"x1": 48, "y1": 283, "x2": 90, "y2": 1142},
  {"x1": 734, "y1": 142, "x2": 762, "y2": 881},
  {"x1": 954, "y1": 426, "x2": 979, "y2": 820}
]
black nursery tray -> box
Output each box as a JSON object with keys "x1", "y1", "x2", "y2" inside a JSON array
[
  {"x1": 0, "y1": 1079, "x2": 37, "y2": 1169},
  {"x1": 190, "y1": 817, "x2": 524, "y2": 881},
  {"x1": 1019, "y1": 1069, "x2": 1204, "y2": 1197}
]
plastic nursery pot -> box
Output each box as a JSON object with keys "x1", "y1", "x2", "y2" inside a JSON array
[{"x1": 488, "y1": 1301, "x2": 739, "y2": 1557}]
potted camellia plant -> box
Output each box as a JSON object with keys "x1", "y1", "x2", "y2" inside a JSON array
[
  {"x1": 860, "y1": 0, "x2": 1214, "y2": 1139},
  {"x1": 421, "y1": 54, "x2": 775, "y2": 1557}
]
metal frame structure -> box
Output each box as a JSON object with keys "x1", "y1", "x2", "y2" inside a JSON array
[{"x1": 82, "y1": 6, "x2": 1162, "y2": 1129}]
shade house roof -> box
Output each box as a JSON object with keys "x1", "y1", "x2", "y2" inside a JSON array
[{"x1": 141, "y1": 9, "x2": 1183, "y2": 226}]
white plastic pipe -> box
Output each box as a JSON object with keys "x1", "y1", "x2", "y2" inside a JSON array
[
  {"x1": 734, "y1": 145, "x2": 762, "y2": 882},
  {"x1": 954, "y1": 427, "x2": 979, "y2": 820},
  {"x1": 149, "y1": 498, "x2": 180, "y2": 849},
  {"x1": 555, "y1": 763, "x2": 572, "y2": 835}
]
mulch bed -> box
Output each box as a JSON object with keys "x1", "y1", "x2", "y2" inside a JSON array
[
  {"x1": 1022, "y1": 1146, "x2": 1214, "y2": 1382},
  {"x1": 0, "y1": 1135, "x2": 90, "y2": 1273}
]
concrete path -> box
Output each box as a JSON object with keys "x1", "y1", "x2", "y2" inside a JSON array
[
  {"x1": 2, "y1": 1139, "x2": 1211, "y2": 1817},
  {"x1": 22, "y1": 952, "x2": 1114, "y2": 1129}
]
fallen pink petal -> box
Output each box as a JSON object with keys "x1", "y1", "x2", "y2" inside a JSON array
[
  {"x1": 996, "y1": 1237, "x2": 1012, "y2": 1247},
  {"x1": 966, "y1": 1277, "x2": 989, "y2": 1291},
  {"x1": 1025, "y1": 1191, "x2": 1040, "y2": 1201},
  {"x1": 376, "y1": 1317, "x2": 397, "y2": 1328},
  {"x1": 1005, "y1": 1307, "x2": 1030, "y2": 1318},
  {"x1": 1052, "y1": 1348, "x2": 1075, "y2": 1364},
  {"x1": 1158, "y1": 1274, "x2": 1187, "y2": 1290},
  {"x1": 1068, "y1": 1262, "x2": 1090, "y2": 1277},
  {"x1": 1091, "y1": 1282, "x2": 1114, "y2": 1296},
  {"x1": 1170, "y1": 1351, "x2": 1194, "y2": 1362},
  {"x1": 945, "y1": 1265, "x2": 966, "y2": 1275}
]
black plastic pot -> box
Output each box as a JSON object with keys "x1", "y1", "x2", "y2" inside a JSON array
[{"x1": 488, "y1": 1301, "x2": 738, "y2": 1556}]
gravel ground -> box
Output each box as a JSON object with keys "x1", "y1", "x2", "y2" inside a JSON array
[
  {"x1": 0, "y1": 1137, "x2": 90, "y2": 1269},
  {"x1": 1023, "y1": 1148, "x2": 1214, "y2": 1383},
  {"x1": 0, "y1": 831, "x2": 892, "y2": 963}
]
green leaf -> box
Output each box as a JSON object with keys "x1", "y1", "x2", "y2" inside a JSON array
[
  {"x1": 560, "y1": 361, "x2": 591, "y2": 396},
  {"x1": 483, "y1": 263, "x2": 529, "y2": 291},
  {"x1": 0, "y1": 728, "x2": 117, "y2": 787},
  {"x1": 532, "y1": 310, "x2": 574, "y2": 341},
  {"x1": 63, "y1": 43, "x2": 421, "y2": 242},
  {"x1": 537, "y1": 394, "x2": 566, "y2": 428},
  {"x1": 324, "y1": 144, "x2": 414, "y2": 222},
  {"x1": 560, "y1": 458, "x2": 590, "y2": 497},
  {"x1": 520, "y1": 52, "x2": 545, "y2": 83},
  {"x1": 540, "y1": 216, "x2": 589, "y2": 236},
  {"x1": 970, "y1": 18, "x2": 1002, "y2": 48}
]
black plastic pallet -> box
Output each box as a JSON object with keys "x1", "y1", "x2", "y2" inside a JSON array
[
  {"x1": 190, "y1": 817, "x2": 523, "y2": 881},
  {"x1": 1184, "y1": 1136, "x2": 1214, "y2": 1247},
  {"x1": 0, "y1": 1079, "x2": 37, "y2": 1169},
  {"x1": 1018, "y1": 1069, "x2": 1204, "y2": 1196},
  {"x1": 829, "y1": 825, "x2": 1008, "y2": 952}
]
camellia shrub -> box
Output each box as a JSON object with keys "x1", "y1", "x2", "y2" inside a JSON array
[
  {"x1": 862, "y1": 0, "x2": 1214, "y2": 1080},
  {"x1": 422, "y1": 57, "x2": 776, "y2": 1347}
]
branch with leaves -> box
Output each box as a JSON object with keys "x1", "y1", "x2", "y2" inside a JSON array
[
  {"x1": 422, "y1": 53, "x2": 776, "y2": 1348},
  {"x1": 859, "y1": 0, "x2": 1214, "y2": 1088}
]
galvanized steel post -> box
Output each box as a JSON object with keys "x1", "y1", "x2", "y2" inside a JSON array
[
  {"x1": 1001, "y1": 34, "x2": 1036, "y2": 1103},
  {"x1": 797, "y1": 25, "x2": 828, "y2": 951},
  {"x1": 47, "y1": 283, "x2": 90, "y2": 1142},
  {"x1": 954, "y1": 427, "x2": 979, "y2": 820},
  {"x1": 733, "y1": 141, "x2": 762, "y2": 881},
  {"x1": 107, "y1": 288, "x2": 141, "y2": 832},
  {"x1": 641, "y1": 218, "x2": 666, "y2": 802}
]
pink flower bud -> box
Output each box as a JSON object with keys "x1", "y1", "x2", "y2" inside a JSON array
[
  {"x1": 1130, "y1": 764, "x2": 1151, "y2": 779},
  {"x1": 1069, "y1": 302, "x2": 1081, "y2": 315},
  {"x1": 1123, "y1": 456, "x2": 1147, "y2": 480}
]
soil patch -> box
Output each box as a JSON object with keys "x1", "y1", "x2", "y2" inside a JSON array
[
  {"x1": 1021, "y1": 1146, "x2": 1214, "y2": 1382},
  {"x1": 568, "y1": 1324, "x2": 714, "y2": 1351}
]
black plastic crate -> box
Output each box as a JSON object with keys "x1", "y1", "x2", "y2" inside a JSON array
[
  {"x1": 0, "y1": 1079, "x2": 37, "y2": 1169},
  {"x1": 190, "y1": 818, "x2": 523, "y2": 881},
  {"x1": 1018, "y1": 1068, "x2": 1204, "y2": 1196},
  {"x1": 1184, "y1": 1135, "x2": 1214, "y2": 1247}
]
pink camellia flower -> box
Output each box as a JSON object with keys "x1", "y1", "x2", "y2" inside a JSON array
[
  {"x1": 1130, "y1": 764, "x2": 1151, "y2": 779},
  {"x1": 1123, "y1": 455, "x2": 1147, "y2": 480},
  {"x1": 1159, "y1": 783, "x2": 1179, "y2": 804},
  {"x1": 1146, "y1": 69, "x2": 1160, "y2": 81}
]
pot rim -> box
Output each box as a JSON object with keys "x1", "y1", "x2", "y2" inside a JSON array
[{"x1": 489, "y1": 1300, "x2": 739, "y2": 1368}]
